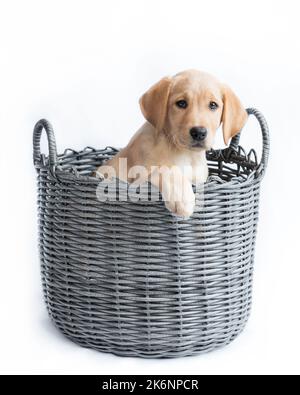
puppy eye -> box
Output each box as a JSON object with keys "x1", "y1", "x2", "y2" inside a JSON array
[
  {"x1": 176, "y1": 100, "x2": 188, "y2": 109},
  {"x1": 209, "y1": 101, "x2": 219, "y2": 111}
]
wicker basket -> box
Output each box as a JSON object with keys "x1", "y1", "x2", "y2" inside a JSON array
[{"x1": 33, "y1": 108, "x2": 269, "y2": 358}]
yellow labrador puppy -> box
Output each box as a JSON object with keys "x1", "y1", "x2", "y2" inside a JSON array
[{"x1": 96, "y1": 70, "x2": 247, "y2": 218}]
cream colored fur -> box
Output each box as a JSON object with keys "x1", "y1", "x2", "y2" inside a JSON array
[{"x1": 96, "y1": 70, "x2": 247, "y2": 218}]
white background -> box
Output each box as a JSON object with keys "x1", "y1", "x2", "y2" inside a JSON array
[{"x1": 0, "y1": 0, "x2": 299, "y2": 375}]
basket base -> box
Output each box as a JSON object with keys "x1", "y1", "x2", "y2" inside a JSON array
[{"x1": 49, "y1": 316, "x2": 249, "y2": 358}]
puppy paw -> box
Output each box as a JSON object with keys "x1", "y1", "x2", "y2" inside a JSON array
[{"x1": 165, "y1": 197, "x2": 195, "y2": 219}]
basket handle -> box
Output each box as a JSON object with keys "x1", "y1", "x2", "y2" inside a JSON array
[
  {"x1": 33, "y1": 119, "x2": 57, "y2": 168},
  {"x1": 229, "y1": 108, "x2": 270, "y2": 176}
]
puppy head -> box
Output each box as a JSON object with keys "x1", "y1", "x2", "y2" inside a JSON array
[{"x1": 139, "y1": 69, "x2": 248, "y2": 150}]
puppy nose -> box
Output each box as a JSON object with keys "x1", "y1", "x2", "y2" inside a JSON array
[{"x1": 190, "y1": 127, "x2": 207, "y2": 141}]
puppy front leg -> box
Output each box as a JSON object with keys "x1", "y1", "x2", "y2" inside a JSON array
[{"x1": 156, "y1": 168, "x2": 195, "y2": 219}]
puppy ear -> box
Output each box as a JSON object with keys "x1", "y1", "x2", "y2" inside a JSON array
[
  {"x1": 139, "y1": 77, "x2": 172, "y2": 131},
  {"x1": 221, "y1": 84, "x2": 248, "y2": 145}
]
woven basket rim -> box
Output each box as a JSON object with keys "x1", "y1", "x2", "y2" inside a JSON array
[
  {"x1": 36, "y1": 146, "x2": 262, "y2": 189},
  {"x1": 33, "y1": 108, "x2": 270, "y2": 187}
]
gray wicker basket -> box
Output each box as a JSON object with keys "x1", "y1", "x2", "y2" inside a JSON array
[{"x1": 33, "y1": 108, "x2": 269, "y2": 358}]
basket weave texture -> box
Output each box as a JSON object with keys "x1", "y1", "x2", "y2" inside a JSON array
[{"x1": 33, "y1": 108, "x2": 269, "y2": 358}]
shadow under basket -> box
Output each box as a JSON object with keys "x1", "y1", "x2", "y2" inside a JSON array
[{"x1": 33, "y1": 108, "x2": 269, "y2": 358}]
